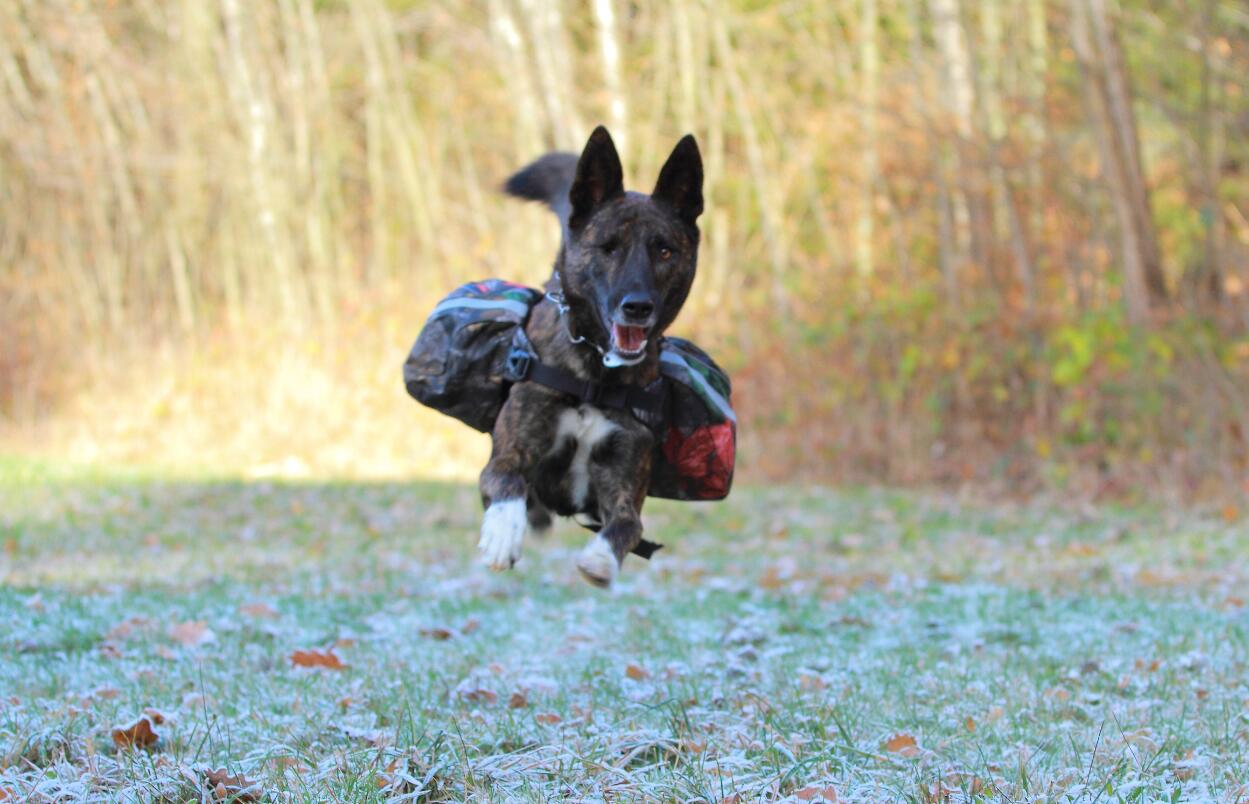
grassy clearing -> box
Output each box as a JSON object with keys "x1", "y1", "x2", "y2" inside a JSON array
[{"x1": 2, "y1": 461, "x2": 1248, "y2": 801}]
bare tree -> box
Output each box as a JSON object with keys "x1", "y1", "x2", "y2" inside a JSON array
[{"x1": 1070, "y1": 0, "x2": 1167, "y2": 323}]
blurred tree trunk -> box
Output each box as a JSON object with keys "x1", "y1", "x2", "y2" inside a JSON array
[
  {"x1": 1191, "y1": 0, "x2": 1225, "y2": 306},
  {"x1": 975, "y1": 0, "x2": 1035, "y2": 308},
  {"x1": 591, "y1": 0, "x2": 627, "y2": 154},
  {"x1": 1070, "y1": 0, "x2": 1167, "y2": 324},
  {"x1": 905, "y1": 0, "x2": 958, "y2": 306},
  {"x1": 856, "y1": 0, "x2": 879, "y2": 282},
  {"x1": 931, "y1": 0, "x2": 994, "y2": 290}
]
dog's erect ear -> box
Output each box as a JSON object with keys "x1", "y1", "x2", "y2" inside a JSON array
[
  {"x1": 652, "y1": 134, "x2": 703, "y2": 226},
  {"x1": 568, "y1": 126, "x2": 625, "y2": 230}
]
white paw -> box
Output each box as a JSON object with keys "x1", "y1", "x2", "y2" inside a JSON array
[
  {"x1": 576, "y1": 535, "x2": 619, "y2": 588},
  {"x1": 478, "y1": 499, "x2": 527, "y2": 571}
]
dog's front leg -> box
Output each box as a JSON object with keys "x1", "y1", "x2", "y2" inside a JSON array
[
  {"x1": 477, "y1": 390, "x2": 553, "y2": 571},
  {"x1": 576, "y1": 428, "x2": 653, "y2": 587}
]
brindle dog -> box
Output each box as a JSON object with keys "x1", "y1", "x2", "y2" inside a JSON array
[{"x1": 477, "y1": 126, "x2": 703, "y2": 587}]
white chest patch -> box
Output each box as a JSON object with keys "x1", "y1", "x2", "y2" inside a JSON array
[{"x1": 554, "y1": 405, "x2": 618, "y2": 508}]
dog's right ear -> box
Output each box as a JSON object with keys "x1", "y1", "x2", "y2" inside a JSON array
[{"x1": 568, "y1": 126, "x2": 625, "y2": 231}]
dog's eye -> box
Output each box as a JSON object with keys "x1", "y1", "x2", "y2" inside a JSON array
[
  {"x1": 600, "y1": 239, "x2": 619, "y2": 256},
  {"x1": 657, "y1": 246, "x2": 673, "y2": 261}
]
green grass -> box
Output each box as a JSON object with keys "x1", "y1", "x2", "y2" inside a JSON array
[{"x1": 2, "y1": 462, "x2": 1247, "y2": 801}]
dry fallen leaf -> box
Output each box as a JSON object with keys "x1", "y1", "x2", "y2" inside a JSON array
[
  {"x1": 459, "y1": 688, "x2": 497, "y2": 704},
  {"x1": 168, "y1": 621, "x2": 215, "y2": 647},
  {"x1": 290, "y1": 649, "x2": 346, "y2": 670},
  {"x1": 508, "y1": 691, "x2": 529, "y2": 709},
  {"x1": 98, "y1": 642, "x2": 123, "y2": 659},
  {"x1": 239, "y1": 602, "x2": 278, "y2": 619},
  {"x1": 204, "y1": 768, "x2": 262, "y2": 802},
  {"x1": 112, "y1": 715, "x2": 160, "y2": 749},
  {"x1": 625, "y1": 664, "x2": 650, "y2": 681},
  {"x1": 795, "y1": 785, "x2": 838, "y2": 802},
  {"x1": 419, "y1": 626, "x2": 455, "y2": 641},
  {"x1": 535, "y1": 712, "x2": 561, "y2": 725},
  {"x1": 142, "y1": 707, "x2": 168, "y2": 725},
  {"x1": 107, "y1": 617, "x2": 152, "y2": 641},
  {"x1": 92, "y1": 685, "x2": 122, "y2": 700},
  {"x1": 0, "y1": 787, "x2": 14, "y2": 801},
  {"x1": 884, "y1": 733, "x2": 921, "y2": 757},
  {"x1": 461, "y1": 618, "x2": 480, "y2": 634},
  {"x1": 964, "y1": 716, "x2": 976, "y2": 732}
]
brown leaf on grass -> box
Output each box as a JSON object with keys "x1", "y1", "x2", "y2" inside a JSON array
[
  {"x1": 0, "y1": 787, "x2": 14, "y2": 801},
  {"x1": 107, "y1": 616, "x2": 152, "y2": 641},
  {"x1": 204, "y1": 768, "x2": 262, "y2": 802},
  {"x1": 290, "y1": 649, "x2": 346, "y2": 670},
  {"x1": 799, "y1": 672, "x2": 827, "y2": 691},
  {"x1": 461, "y1": 617, "x2": 480, "y2": 634},
  {"x1": 795, "y1": 785, "x2": 839, "y2": 802},
  {"x1": 239, "y1": 602, "x2": 278, "y2": 619},
  {"x1": 535, "y1": 712, "x2": 561, "y2": 725},
  {"x1": 111, "y1": 715, "x2": 160, "y2": 749},
  {"x1": 168, "y1": 621, "x2": 215, "y2": 647},
  {"x1": 884, "y1": 733, "x2": 921, "y2": 757},
  {"x1": 508, "y1": 691, "x2": 529, "y2": 709},
  {"x1": 142, "y1": 707, "x2": 168, "y2": 725},
  {"x1": 98, "y1": 642, "x2": 123, "y2": 659},
  {"x1": 758, "y1": 565, "x2": 786, "y2": 590},
  {"x1": 459, "y1": 688, "x2": 497, "y2": 704},
  {"x1": 419, "y1": 626, "x2": 454, "y2": 641},
  {"x1": 625, "y1": 663, "x2": 650, "y2": 681},
  {"x1": 92, "y1": 685, "x2": 121, "y2": 700},
  {"x1": 964, "y1": 716, "x2": 976, "y2": 732}
]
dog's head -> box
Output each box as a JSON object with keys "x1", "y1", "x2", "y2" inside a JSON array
[{"x1": 560, "y1": 127, "x2": 703, "y2": 366}]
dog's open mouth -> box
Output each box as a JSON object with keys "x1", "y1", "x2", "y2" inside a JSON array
[{"x1": 610, "y1": 323, "x2": 649, "y2": 357}]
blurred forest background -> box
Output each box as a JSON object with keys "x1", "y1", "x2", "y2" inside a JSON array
[{"x1": 2, "y1": 0, "x2": 1249, "y2": 501}]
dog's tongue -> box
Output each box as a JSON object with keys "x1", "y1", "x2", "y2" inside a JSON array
[{"x1": 612, "y1": 323, "x2": 648, "y2": 353}]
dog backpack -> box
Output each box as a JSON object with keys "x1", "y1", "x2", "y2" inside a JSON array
[
  {"x1": 403, "y1": 279, "x2": 543, "y2": 433},
  {"x1": 403, "y1": 279, "x2": 736, "y2": 501},
  {"x1": 649, "y1": 338, "x2": 736, "y2": 501}
]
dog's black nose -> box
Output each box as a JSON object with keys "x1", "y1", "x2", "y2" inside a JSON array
[{"x1": 620, "y1": 294, "x2": 655, "y2": 321}]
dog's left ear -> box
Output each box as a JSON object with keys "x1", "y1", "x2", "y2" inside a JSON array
[
  {"x1": 652, "y1": 134, "x2": 704, "y2": 226},
  {"x1": 569, "y1": 126, "x2": 625, "y2": 230}
]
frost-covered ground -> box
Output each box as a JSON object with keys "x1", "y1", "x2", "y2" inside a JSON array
[{"x1": 2, "y1": 461, "x2": 1248, "y2": 801}]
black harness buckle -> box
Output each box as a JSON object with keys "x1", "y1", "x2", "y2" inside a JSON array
[{"x1": 505, "y1": 348, "x2": 533, "y2": 382}]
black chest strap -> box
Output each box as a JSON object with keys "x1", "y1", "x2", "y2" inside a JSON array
[{"x1": 507, "y1": 349, "x2": 667, "y2": 418}]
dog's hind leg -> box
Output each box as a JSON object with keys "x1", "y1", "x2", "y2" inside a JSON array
[{"x1": 526, "y1": 494, "x2": 553, "y2": 534}]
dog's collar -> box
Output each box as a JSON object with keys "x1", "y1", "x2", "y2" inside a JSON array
[{"x1": 546, "y1": 273, "x2": 646, "y2": 368}]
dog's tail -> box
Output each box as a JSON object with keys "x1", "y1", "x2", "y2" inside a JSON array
[{"x1": 503, "y1": 152, "x2": 577, "y2": 238}]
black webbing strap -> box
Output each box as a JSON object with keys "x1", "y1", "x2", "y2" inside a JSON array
[{"x1": 524, "y1": 360, "x2": 667, "y2": 418}]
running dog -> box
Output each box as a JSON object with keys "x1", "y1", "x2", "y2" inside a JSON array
[{"x1": 477, "y1": 126, "x2": 704, "y2": 587}]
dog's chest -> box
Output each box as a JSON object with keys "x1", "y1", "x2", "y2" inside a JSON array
[{"x1": 551, "y1": 405, "x2": 617, "y2": 508}]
